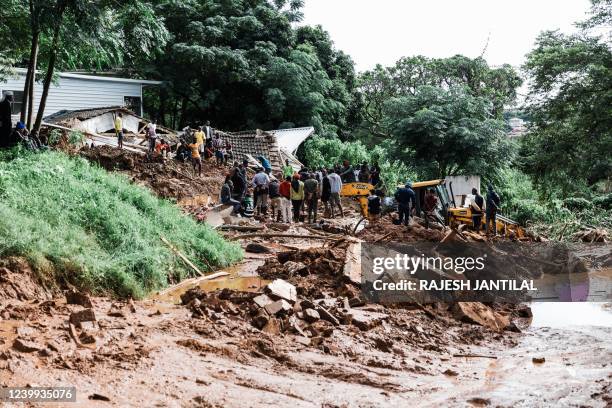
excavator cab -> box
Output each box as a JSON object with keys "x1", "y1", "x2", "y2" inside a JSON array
[{"x1": 411, "y1": 179, "x2": 452, "y2": 225}]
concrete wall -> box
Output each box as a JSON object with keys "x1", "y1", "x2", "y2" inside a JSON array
[{"x1": 0, "y1": 72, "x2": 143, "y2": 119}]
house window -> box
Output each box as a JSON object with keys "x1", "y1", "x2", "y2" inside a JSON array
[
  {"x1": 124, "y1": 96, "x2": 142, "y2": 115},
  {"x1": 2, "y1": 90, "x2": 24, "y2": 115}
]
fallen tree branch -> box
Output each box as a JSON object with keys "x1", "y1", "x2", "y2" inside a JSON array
[
  {"x1": 229, "y1": 233, "x2": 338, "y2": 241},
  {"x1": 160, "y1": 235, "x2": 207, "y2": 276},
  {"x1": 156, "y1": 271, "x2": 231, "y2": 297}
]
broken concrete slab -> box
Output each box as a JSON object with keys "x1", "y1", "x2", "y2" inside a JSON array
[
  {"x1": 303, "y1": 308, "x2": 320, "y2": 323},
  {"x1": 451, "y1": 302, "x2": 509, "y2": 332},
  {"x1": 69, "y1": 308, "x2": 96, "y2": 325},
  {"x1": 264, "y1": 299, "x2": 292, "y2": 316},
  {"x1": 342, "y1": 241, "x2": 362, "y2": 284},
  {"x1": 266, "y1": 279, "x2": 297, "y2": 303},
  {"x1": 13, "y1": 338, "x2": 43, "y2": 353},
  {"x1": 253, "y1": 294, "x2": 273, "y2": 308},
  {"x1": 347, "y1": 309, "x2": 389, "y2": 331}
]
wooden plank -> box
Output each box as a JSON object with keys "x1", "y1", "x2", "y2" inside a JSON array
[{"x1": 160, "y1": 236, "x2": 205, "y2": 277}]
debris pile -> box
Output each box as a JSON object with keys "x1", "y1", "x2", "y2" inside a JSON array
[{"x1": 80, "y1": 145, "x2": 223, "y2": 201}]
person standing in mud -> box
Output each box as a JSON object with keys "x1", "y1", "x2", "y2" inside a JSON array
[
  {"x1": 340, "y1": 160, "x2": 356, "y2": 183},
  {"x1": 194, "y1": 126, "x2": 205, "y2": 155},
  {"x1": 203, "y1": 120, "x2": 213, "y2": 142},
  {"x1": 0, "y1": 92, "x2": 14, "y2": 148},
  {"x1": 303, "y1": 172, "x2": 319, "y2": 223},
  {"x1": 220, "y1": 175, "x2": 241, "y2": 216},
  {"x1": 268, "y1": 175, "x2": 281, "y2": 221},
  {"x1": 320, "y1": 169, "x2": 331, "y2": 218},
  {"x1": 471, "y1": 187, "x2": 484, "y2": 231},
  {"x1": 485, "y1": 184, "x2": 501, "y2": 235},
  {"x1": 394, "y1": 182, "x2": 416, "y2": 226},
  {"x1": 251, "y1": 167, "x2": 270, "y2": 215},
  {"x1": 188, "y1": 139, "x2": 202, "y2": 176},
  {"x1": 423, "y1": 188, "x2": 439, "y2": 229},
  {"x1": 290, "y1": 173, "x2": 305, "y2": 223},
  {"x1": 146, "y1": 122, "x2": 157, "y2": 155},
  {"x1": 327, "y1": 168, "x2": 343, "y2": 218},
  {"x1": 279, "y1": 175, "x2": 292, "y2": 223},
  {"x1": 114, "y1": 113, "x2": 124, "y2": 149},
  {"x1": 230, "y1": 161, "x2": 246, "y2": 201}
]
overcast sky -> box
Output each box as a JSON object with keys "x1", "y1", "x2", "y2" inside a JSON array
[{"x1": 301, "y1": 0, "x2": 592, "y2": 72}]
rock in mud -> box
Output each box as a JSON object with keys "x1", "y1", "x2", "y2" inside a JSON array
[
  {"x1": 13, "y1": 338, "x2": 43, "y2": 353},
  {"x1": 315, "y1": 305, "x2": 340, "y2": 326},
  {"x1": 264, "y1": 299, "x2": 292, "y2": 316},
  {"x1": 252, "y1": 310, "x2": 269, "y2": 329},
  {"x1": 245, "y1": 243, "x2": 271, "y2": 254},
  {"x1": 65, "y1": 291, "x2": 93, "y2": 308},
  {"x1": 283, "y1": 261, "x2": 307, "y2": 275},
  {"x1": 262, "y1": 318, "x2": 281, "y2": 335},
  {"x1": 252, "y1": 294, "x2": 273, "y2": 308},
  {"x1": 347, "y1": 309, "x2": 389, "y2": 331},
  {"x1": 266, "y1": 279, "x2": 297, "y2": 303},
  {"x1": 451, "y1": 302, "x2": 509, "y2": 332},
  {"x1": 303, "y1": 308, "x2": 320, "y2": 323},
  {"x1": 69, "y1": 308, "x2": 96, "y2": 325}
]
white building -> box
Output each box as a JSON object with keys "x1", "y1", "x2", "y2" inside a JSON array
[{"x1": 0, "y1": 68, "x2": 160, "y2": 119}]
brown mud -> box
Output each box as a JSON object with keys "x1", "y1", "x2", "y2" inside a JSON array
[{"x1": 1, "y1": 147, "x2": 609, "y2": 406}]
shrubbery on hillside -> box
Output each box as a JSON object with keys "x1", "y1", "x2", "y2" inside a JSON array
[{"x1": 0, "y1": 149, "x2": 242, "y2": 298}]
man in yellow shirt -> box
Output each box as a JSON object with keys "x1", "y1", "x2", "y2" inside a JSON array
[
  {"x1": 188, "y1": 141, "x2": 202, "y2": 176},
  {"x1": 114, "y1": 113, "x2": 123, "y2": 149},
  {"x1": 195, "y1": 126, "x2": 205, "y2": 154}
]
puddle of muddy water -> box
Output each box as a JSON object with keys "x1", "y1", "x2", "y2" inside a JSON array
[{"x1": 530, "y1": 302, "x2": 612, "y2": 328}]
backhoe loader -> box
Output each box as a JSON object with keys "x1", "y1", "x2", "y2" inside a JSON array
[{"x1": 410, "y1": 179, "x2": 526, "y2": 238}]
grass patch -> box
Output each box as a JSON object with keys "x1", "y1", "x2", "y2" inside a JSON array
[{"x1": 0, "y1": 148, "x2": 242, "y2": 298}]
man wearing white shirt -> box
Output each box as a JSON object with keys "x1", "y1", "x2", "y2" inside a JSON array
[{"x1": 327, "y1": 169, "x2": 344, "y2": 218}]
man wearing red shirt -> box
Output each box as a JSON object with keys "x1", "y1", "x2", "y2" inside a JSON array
[{"x1": 279, "y1": 175, "x2": 292, "y2": 223}]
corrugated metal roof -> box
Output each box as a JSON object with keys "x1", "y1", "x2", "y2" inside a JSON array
[{"x1": 270, "y1": 126, "x2": 315, "y2": 154}]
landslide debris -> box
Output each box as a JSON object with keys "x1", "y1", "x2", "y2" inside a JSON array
[{"x1": 80, "y1": 145, "x2": 224, "y2": 202}]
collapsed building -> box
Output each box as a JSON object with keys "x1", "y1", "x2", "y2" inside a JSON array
[{"x1": 215, "y1": 126, "x2": 315, "y2": 172}]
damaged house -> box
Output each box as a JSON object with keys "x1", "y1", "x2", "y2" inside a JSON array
[{"x1": 217, "y1": 126, "x2": 315, "y2": 172}]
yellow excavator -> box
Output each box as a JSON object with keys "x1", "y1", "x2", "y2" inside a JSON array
[
  {"x1": 340, "y1": 182, "x2": 375, "y2": 217},
  {"x1": 410, "y1": 179, "x2": 526, "y2": 238}
]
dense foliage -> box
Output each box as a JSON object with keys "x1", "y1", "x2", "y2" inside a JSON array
[
  {"x1": 0, "y1": 149, "x2": 242, "y2": 298},
  {"x1": 521, "y1": 0, "x2": 612, "y2": 197},
  {"x1": 141, "y1": 1, "x2": 355, "y2": 134}
]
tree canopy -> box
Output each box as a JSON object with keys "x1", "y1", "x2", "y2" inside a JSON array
[{"x1": 521, "y1": 0, "x2": 612, "y2": 196}]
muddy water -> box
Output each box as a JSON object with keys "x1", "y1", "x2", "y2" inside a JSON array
[{"x1": 426, "y1": 302, "x2": 612, "y2": 407}]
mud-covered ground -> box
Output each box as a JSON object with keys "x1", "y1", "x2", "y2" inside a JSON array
[
  {"x1": 1, "y1": 146, "x2": 609, "y2": 407},
  {"x1": 1, "y1": 254, "x2": 610, "y2": 407},
  {"x1": 80, "y1": 145, "x2": 225, "y2": 203}
]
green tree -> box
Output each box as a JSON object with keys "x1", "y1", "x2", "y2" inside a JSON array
[
  {"x1": 357, "y1": 55, "x2": 522, "y2": 140},
  {"x1": 384, "y1": 85, "x2": 512, "y2": 178},
  {"x1": 521, "y1": 0, "x2": 612, "y2": 196},
  {"x1": 144, "y1": 0, "x2": 355, "y2": 134}
]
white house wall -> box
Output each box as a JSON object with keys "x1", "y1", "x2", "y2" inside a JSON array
[
  {"x1": 1, "y1": 72, "x2": 142, "y2": 119},
  {"x1": 77, "y1": 112, "x2": 140, "y2": 135}
]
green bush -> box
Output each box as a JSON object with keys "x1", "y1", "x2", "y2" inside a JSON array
[
  {"x1": 562, "y1": 197, "x2": 593, "y2": 212},
  {"x1": 303, "y1": 136, "x2": 418, "y2": 190},
  {"x1": 593, "y1": 193, "x2": 612, "y2": 210},
  {"x1": 0, "y1": 149, "x2": 242, "y2": 298}
]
